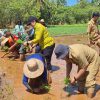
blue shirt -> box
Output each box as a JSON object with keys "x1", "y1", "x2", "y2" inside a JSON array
[{"x1": 22, "y1": 53, "x2": 47, "y2": 89}]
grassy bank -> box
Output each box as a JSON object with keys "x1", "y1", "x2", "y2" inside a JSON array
[{"x1": 48, "y1": 24, "x2": 100, "y2": 36}]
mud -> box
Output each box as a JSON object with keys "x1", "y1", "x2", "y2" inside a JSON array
[
  {"x1": 0, "y1": 71, "x2": 15, "y2": 100},
  {"x1": 0, "y1": 35, "x2": 100, "y2": 100}
]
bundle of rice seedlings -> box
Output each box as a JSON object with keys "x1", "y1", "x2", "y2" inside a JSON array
[
  {"x1": 41, "y1": 84, "x2": 51, "y2": 91},
  {"x1": 64, "y1": 78, "x2": 71, "y2": 97}
]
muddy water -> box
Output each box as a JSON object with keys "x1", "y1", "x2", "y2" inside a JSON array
[{"x1": 0, "y1": 35, "x2": 100, "y2": 100}]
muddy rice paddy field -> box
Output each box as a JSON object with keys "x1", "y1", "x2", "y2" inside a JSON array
[{"x1": 0, "y1": 35, "x2": 100, "y2": 100}]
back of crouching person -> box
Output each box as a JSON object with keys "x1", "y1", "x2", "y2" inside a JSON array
[{"x1": 22, "y1": 53, "x2": 52, "y2": 93}]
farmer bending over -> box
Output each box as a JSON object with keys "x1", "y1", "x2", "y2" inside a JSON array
[
  {"x1": 23, "y1": 53, "x2": 52, "y2": 93},
  {"x1": 1, "y1": 30, "x2": 19, "y2": 59},
  {"x1": 54, "y1": 44, "x2": 100, "y2": 98},
  {"x1": 24, "y1": 16, "x2": 55, "y2": 72}
]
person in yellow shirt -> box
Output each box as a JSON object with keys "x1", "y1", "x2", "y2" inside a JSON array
[
  {"x1": 24, "y1": 16, "x2": 55, "y2": 72},
  {"x1": 87, "y1": 12, "x2": 100, "y2": 55},
  {"x1": 54, "y1": 44, "x2": 100, "y2": 98}
]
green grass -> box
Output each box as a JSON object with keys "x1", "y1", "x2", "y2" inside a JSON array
[
  {"x1": 64, "y1": 78, "x2": 70, "y2": 85},
  {"x1": 48, "y1": 24, "x2": 100, "y2": 36}
]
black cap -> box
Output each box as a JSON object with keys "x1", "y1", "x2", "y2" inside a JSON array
[
  {"x1": 27, "y1": 16, "x2": 38, "y2": 25},
  {"x1": 92, "y1": 12, "x2": 100, "y2": 17}
]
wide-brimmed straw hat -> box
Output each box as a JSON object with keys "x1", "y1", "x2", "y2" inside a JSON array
[
  {"x1": 23, "y1": 58, "x2": 44, "y2": 78},
  {"x1": 40, "y1": 19, "x2": 45, "y2": 23}
]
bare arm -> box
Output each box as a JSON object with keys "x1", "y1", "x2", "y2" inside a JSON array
[
  {"x1": 75, "y1": 55, "x2": 89, "y2": 80},
  {"x1": 47, "y1": 71, "x2": 52, "y2": 84},
  {"x1": 70, "y1": 65, "x2": 88, "y2": 85},
  {"x1": 9, "y1": 43, "x2": 18, "y2": 51},
  {"x1": 66, "y1": 61, "x2": 72, "y2": 78},
  {"x1": 75, "y1": 65, "x2": 88, "y2": 80}
]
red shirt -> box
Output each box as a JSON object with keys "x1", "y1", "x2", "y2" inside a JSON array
[{"x1": 8, "y1": 35, "x2": 18, "y2": 46}]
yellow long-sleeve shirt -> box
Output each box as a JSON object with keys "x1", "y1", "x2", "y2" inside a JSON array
[{"x1": 32, "y1": 23, "x2": 54, "y2": 50}]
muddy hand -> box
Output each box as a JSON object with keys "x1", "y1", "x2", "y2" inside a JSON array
[
  {"x1": 70, "y1": 77, "x2": 76, "y2": 85},
  {"x1": 23, "y1": 41, "x2": 28, "y2": 46}
]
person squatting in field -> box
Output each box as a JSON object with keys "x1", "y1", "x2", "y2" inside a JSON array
[
  {"x1": 54, "y1": 44, "x2": 100, "y2": 98},
  {"x1": 0, "y1": 30, "x2": 20, "y2": 59},
  {"x1": 23, "y1": 53, "x2": 52, "y2": 93},
  {"x1": 0, "y1": 25, "x2": 41, "y2": 60},
  {"x1": 13, "y1": 22, "x2": 43, "y2": 61}
]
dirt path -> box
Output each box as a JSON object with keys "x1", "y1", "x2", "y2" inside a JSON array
[{"x1": 0, "y1": 35, "x2": 100, "y2": 100}]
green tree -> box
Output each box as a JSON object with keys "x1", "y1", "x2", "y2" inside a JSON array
[{"x1": 91, "y1": 0, "x2": 100, "y2": 6}]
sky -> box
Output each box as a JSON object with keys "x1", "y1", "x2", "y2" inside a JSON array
[
  {"x1": 67, "y1": 0, "x2": 77, "y2": 6},
  {"x1": 67, "y1": 0, "x2": 92, "y2": 6}
]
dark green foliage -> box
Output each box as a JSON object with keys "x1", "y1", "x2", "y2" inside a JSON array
[{"x1": 0, "y1": 0, "x2": 100, "y2": 28}]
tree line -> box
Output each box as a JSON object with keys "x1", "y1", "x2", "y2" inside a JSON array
[{"x1": 0, "y1": 0, "x2": 100, "y2": 28}]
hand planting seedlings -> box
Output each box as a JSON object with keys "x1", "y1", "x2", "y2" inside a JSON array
[
  {"x1": 16, "y1": 39, "x2": 24, "y2": 44},
  {"x1": 64, "y1": 78, "x2": 71, "y2": 97},
  {"x1": 64, "y1": 78, "x2": 70, "y2": 85},
  {"x1": 41, "y1": 84, "x2": 51, "y2": 91}
]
